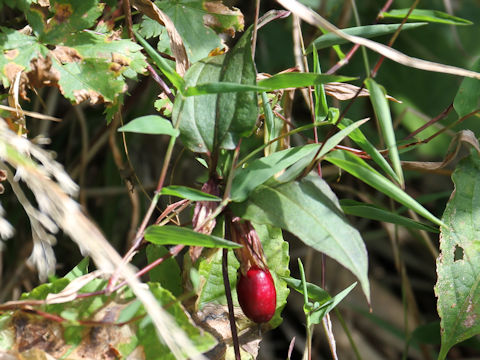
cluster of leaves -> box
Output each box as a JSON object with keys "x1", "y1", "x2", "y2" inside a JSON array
[{"x1": 1, "y1": 0, "x2": 480, "y2": 359}]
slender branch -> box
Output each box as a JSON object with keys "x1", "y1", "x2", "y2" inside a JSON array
[
  {"x1": 122, "y1": 0, "x2": 134, "y2": 40},
  {"x1": 223, "y1": 248, "x2": 241, "y2": 360},
  {"x1": 403, "y1": 103, "x2": 454, "y2": 140},
  {"x1": 147, "y1": 63, "x2": 175, "y2": 103}
]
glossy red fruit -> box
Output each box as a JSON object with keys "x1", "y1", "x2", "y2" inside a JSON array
[{"x1": 237, "y1": 267, "x2": 276, "y2": 323}]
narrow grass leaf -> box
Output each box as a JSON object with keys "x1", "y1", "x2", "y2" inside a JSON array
[
  {"x1": 231, "y1": 119, "x2": 368, "y2": 202},
  {"x1": 160, "y1": 185, "x2": 221, "y2": 201},
  {"x1": 184, "y1": 82, "x2": 266, "y2": 96},
  {"x1": 325, "y1": 150, "x2": 444, "y2": 227},
  {"x1": 381, "y1": 9, "x2": 472, "y2": 26},
  {"x1": 257, "y1": 73, "x2": 355, "y2": 90},
  {"x1": 307, "y1": 23, "x2": 426, "y2": 52},
  {"x1": 340, "y1": 199, "x2": 439, "y2": 233},
  {"x1": 338, "y1": 118, "x2": 400, "y2": 183},
  {"x1": 365, "y1": 78, "x2": 404, "y2": 186},
  {"x1": 145, "y1": 225, "x2": 241, "y2": 249}
]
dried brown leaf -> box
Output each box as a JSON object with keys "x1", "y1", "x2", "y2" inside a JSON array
[
  {"x1": 402, "y1": 130, "x2": 480, "y2": 171},
  {"x1": 45, "y1": 270, "x2": 105, "y2": 304},
  {"x1": 324, "y1": 82, "x2": 401, "y2": 103},
  {"x1": 50, "y1": 46, "x2": 82, "y2": 64},
  {"x1": 203, "y1": 2, "x2": 244, "y2": 37},
  {"x1": 132, "y1": 0, "x2": 189, "y2": 75}
]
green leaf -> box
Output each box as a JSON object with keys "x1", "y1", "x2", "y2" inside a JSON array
[
  {"x1": 160, "y1": 185, "x2": 221, "y2": 201},
  {"x1": 338, "y1": 118, "x2": 400, "y2": 183},
  {"x1": 35, "y1": 0, "x2": 105, "y2": 44},
  {"x1": 118, "y1": 115, "x2": 179, "y2": 136},
  {"x1": 454, "y1": 58, "x2": 480, "y2": 118},
  {"x1": 325, "y1": 150, "x2": 444, "y2": 227},
  {"x1": 145, "y1": 225, "x2": 242, "y2": 249},
  {"x1": 156, "y1": 0, "x2": 243, "y2": 63},
  {"x1": 381, "y1": 9, "x2": 472, "y2": 26},
  {"x1": 139, "y1": 283, "x2": 217, "y2": 358},
  {"x1": 61, "y1": 30, "x2": 146, "y2": 79},
  {"x1": 64, "y1": 257, "x2": 90, "y2": 281},
  {"x1": 197, "y1": 249, "x2": 240, "y2": 309},
  {"x1": 257, "y1": 73, "x2": 355, "y2": 91},
  {"x1": 283, "y1": 276, "x2": 330, "y2": 303},
  {"x1": 435, "y1": 150, "x2": 480, "y2": 359},
  {"x1": 54, "y1": 59, "x2": 125, "y2": 103},
  {"x1": 284, "y1": 276, "x2": 356, "y2": 324},
  {"x1": 0, "y1": 27, "x2": 48, "y2": 87},
  {"x1": 231, "y1": 175, "x2": 370, "y2": 302},
  {"x1": 231, "y1": 119, "x2": 368, "y2": 202},
  {"x1": 340, "y1": 199, "x2": 439, "y2": 233},
  {"x1": 146, "y1": 244, "x2": 183, "y2": 296},
  {"x1": 307, "y1": 23, "x2": 427, "y2": 52},
  {"x1": 184, "y1": 82, "x2": 265, "y2": 96},
  {"x1": 365, "y1": 78, "x2": 404, "y2": 186},
  {"x1": 310, "y1": 283, "x2": 356, "y2": 325},
  {"x1": 173, "y1": 26, "x2": 257, "y2": 153}
]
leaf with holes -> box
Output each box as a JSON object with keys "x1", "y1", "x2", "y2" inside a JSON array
[{"x1": 435, "y1": 150, "x2": 480, "y2": 360}]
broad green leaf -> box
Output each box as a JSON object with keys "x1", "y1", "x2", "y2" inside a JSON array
[
  {"x1": 231, "y1": 175, "x2": 370, "y2": 302},
  {"x1": 146, "y1": 244, "x2": 182, "y2": 296},
  {"x1": 435, "y1": 150, "x2": 480, "y2": 359},
  {"x1": 338, "y1": 118, "x2": 400, "y2": 183},
  {"x1": 173, "y1": 26, "x2": 257, "y2": 153},
  {"x1": 61, "y1": 30, "x2": 146, "y2": 79},
  {"x1": 312, "y1": 43, "x2": 328, "y2": 118},
  {"x1": 365, "y1": 78, "x2": 404, "y2": 186},
  {"x1": 325, "y1": 150, "x2": 444, "y2": 227},
  {"x1": 381, "y1": 9, "x2": 472, "y2": 26},
  {"x1": 35, "y1": 0, "x2": 105, "y2": 44},
  {"x1": 134, "y1": 30, "x2": 185, "y2": 92},
  {"x1": 454, "y1": 58, "x2": 480, "y2": 118},
  {"x1": 138, "y1": 283, "x2": 217, "y2": 358},
  {"x1": 0, "y1": 27, "x2": 48, "y2": 87},
  {"x1": 340, "y1": 199, "x2": 439, "y2": 233},
  {"x1": 257, "y1": 73, "x2": 355, "y2": 90},
  {"x1": 231, "y1": 119, "x2": 368, "y2": 202},
  {"x1": 145, "y1": 225, "x2": 242, "y2": 249},
  {"x1": 156, "y1": 0, "x2": 243, "y2": 63},
  {"x1": 307, "y1": 23, "x2": 427, "y2": 52},
  {"x1": 118, "y1": 115, "x2": 179, "y2": 137},
  {"x1": 54, "y1": 59, "x2": 125, "y2": 103},
  {"x1": 197, "y1": 248, "x2": 240, "y2": 309},
  {"x1": 160, "y1": 185, "x2": 221, "y2": 201}
]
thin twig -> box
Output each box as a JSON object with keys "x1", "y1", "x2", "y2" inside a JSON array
[
  {"x1": 147, "y1": 63, "x2": 175, "y2": 103},
  {"x1": 123, "y1": 0, "x2": 134, "y2": 40},
  {"x1": 223, "y1": 248, "x2": 241, "y2": 360}
]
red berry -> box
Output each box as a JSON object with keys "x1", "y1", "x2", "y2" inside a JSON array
[{"x1": 237, "y1": 267, "x2": 276, "y2": 323}]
